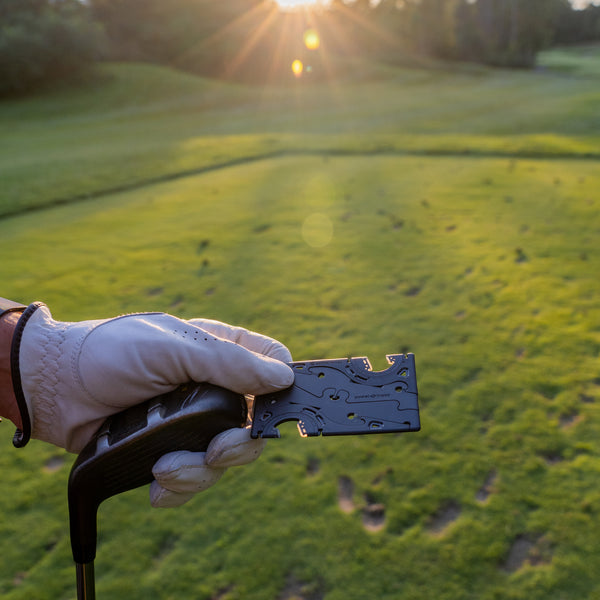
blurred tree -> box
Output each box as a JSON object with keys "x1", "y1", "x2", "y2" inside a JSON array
[
  {"x1": 0, "y1": 0, "x2": 105, "y2": 96},
  {"x1": 0, "y1": 0, "x2": 46, "y2": 20},
  {"x1": 554, "y1": 2, "x2": 600, "y2": 43},
  {"x1": 453, "y1": 0, "x2": 566, "y2": 67},
  {"x1": 89, "y1": 0, "x2": 266, "y2": 66},
  {"x1": 409, "y1": 0, "x2": 461, "y2": 58}
]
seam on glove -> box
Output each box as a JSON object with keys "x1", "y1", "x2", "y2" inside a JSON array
[{"x1": 70, "y1": 321, "x2": 93, "y2": 404}]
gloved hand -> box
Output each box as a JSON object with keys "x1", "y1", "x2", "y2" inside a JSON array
[{"x1": 15, "y1": 304, "x2": 293, "y2": 507}]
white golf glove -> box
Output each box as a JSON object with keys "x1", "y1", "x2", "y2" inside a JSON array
[{"x1": 14, "y1": 304, "x2": 293, "y2": 507}]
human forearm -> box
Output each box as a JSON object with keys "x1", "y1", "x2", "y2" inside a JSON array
[{"x1": 0, "y1": 308, "x2": 23, "y2": 429}]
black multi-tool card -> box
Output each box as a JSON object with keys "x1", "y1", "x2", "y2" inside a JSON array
[{"x1": 251, "y1": 353, "x2": 420, "y2": 438}]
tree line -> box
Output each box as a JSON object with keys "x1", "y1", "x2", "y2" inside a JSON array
[{"x1": 1, "y1": 0, "x2": 599, "y2": 96}]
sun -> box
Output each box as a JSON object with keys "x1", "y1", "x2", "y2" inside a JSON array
[{"x1": 274, "y1": 0, "x2": 330, "y2": 10}]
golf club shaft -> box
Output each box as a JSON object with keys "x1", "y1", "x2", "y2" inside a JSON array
[{"x1": 76, "y1": 562, "x2": 95, "y2": 600}]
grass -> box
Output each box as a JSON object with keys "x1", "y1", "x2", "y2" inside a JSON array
[
  {"x1": 1, "y1": 50, "x2": 600, "y2": 217},
  {"x1": 0, "y1": 46, "x2": 599, "y2": 599},
  {"x1": 538, "y1": 43, "x2": 600, "y2": 78}
]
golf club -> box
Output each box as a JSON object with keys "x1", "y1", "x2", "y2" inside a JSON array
[{"x1": 68, "y1": 382, "x2": 247, "y2": 600}]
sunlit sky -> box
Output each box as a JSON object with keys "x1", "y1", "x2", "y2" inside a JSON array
[
  {"x1": 274, "y1": 0, "x2": 331, "y2": 9},
  {"x1": 273, "y1": 0, "x2": 600, "y2": 7},
  {"x1": 571, "y1": 0, "x2": 600, "y2": 7}
]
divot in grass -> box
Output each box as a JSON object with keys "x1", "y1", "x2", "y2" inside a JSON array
[
  {"x1": 278, "y1": 574, "x2": 324, "y2": 600},
  {"x1": 543, "y1": 453, "x2": 564, "y2": 465},
  {"x1": 306, "y1": 457, "x2": 320, "y2": 476},
  {"x1": 337, "y1": 476, "x2": 354, "y2": 513},
  {"x1": 405, "y1": 285, "x2": 422, "y2": 297},
  {"x1": 501, "y1": 534, "x2": 553, "y2": 572},
  {"x1": 362, "y1": 495, "x2": 386, "y2": 533},
  {"x1": 560, "y1": 411, "x2": 581, "y2": 428},
  {"x1": 514, "y1": 247, "x2": 529, "y2": 263},
  {"x1": 197, "y1": 239, "x2": 210, "y2": 253},
  {"x1": 428, "y1": 501, "x2": 461, "y2": 535},
  {"x1": 212, "y1": 584, "x2": 235, "y2": 600},
  {"x1": 170, "y1": 294, "x2": 184, "y2": 308},
  {"x1": 476, "y1": 470, "x2": 497, "y2": 503},
  {"x1": 153, "y1": 534, "x2": 180, "y2": 564},
  {"x1": 371, "y1": 467, "x2": 393, "y2": 486}
]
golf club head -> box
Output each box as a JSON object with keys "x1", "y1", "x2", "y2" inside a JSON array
[{"x1": 68, "y1": 383, "x2": 246, "y2": 565}]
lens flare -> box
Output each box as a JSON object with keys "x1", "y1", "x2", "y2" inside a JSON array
[
  {"x1": 302, "y1": 213, "x2": 333, "y2": 248},
  {"x1": 291, "y1": 59, "x2": 304, "y2": 77},
  {"x1": 303, "y1": 29, "x2": 320, "y2": 50}
]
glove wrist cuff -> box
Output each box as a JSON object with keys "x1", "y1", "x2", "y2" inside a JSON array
[{"x1": 11, "y1": 302, "x2": 45, "y2": 448}]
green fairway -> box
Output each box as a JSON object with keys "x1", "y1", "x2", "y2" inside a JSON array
[
  {"x1": 0, "y1": 47, "x2": 599, "y2": 600},
  {"x1": 1, "y1": 53, "x2": 600, "y2": 218}
]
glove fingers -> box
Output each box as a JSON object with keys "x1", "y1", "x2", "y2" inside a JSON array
[
  {"x1": 180, "y1": 336, "x2": 293, "y2": 396},
  {"x1": 78, "y1": 314, "x2": 294, "y2": 405},
  {"x1": 152, "y1": 451, "x2": 226, "y2": 493},
  {"x1": 188, "y1": 318, "x2": 292, "y2": 363},
  {"x1": 149, "y1": 430, "x2": 266, "y2": 508},
  {"x1": 149, "y1": 481, "x2": 195, "y2": 508},
  {"x1": 206, "y1": 427, "x2": 267, "y2": 468}
]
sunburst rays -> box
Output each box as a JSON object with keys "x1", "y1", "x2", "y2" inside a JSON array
[{"x1": 174, "y1": 0, "x2": 400, "y2": 86}]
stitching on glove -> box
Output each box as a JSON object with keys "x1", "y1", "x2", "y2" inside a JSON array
[{"x1": 31, "y1": 318, "x2": 63, "y2": 443}]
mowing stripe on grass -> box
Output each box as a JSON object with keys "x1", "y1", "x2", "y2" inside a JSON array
[{"x1": 2, "y1": 147, "x2": 599, "y2": 221}]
